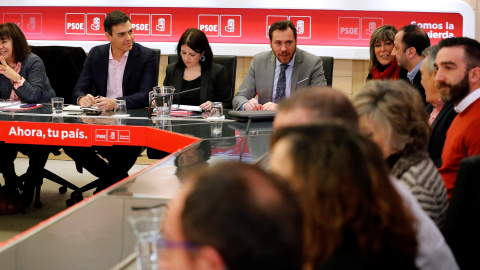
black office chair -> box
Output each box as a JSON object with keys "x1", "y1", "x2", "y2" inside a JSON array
[
  {"x1": 167, "y1": 54, "x2": 237, "y2": 100},
  {"x1": 151, "y1": 48, "x2": 161, "y2": 85},
  {"x1": 28, "y1": 45, "x2": 87, "y2": 207},
  {"x1": 319, "y1": 56, "x2": 334, "y2": 86},
  {"x1": 442, "y1": 155, "x2": 480, "y2": 269}
]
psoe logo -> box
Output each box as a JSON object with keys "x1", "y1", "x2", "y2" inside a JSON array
[{"x1": 95, "y1": 129, "x2": 107, "y2": 141}]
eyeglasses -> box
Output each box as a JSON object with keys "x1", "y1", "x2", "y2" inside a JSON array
[{"x1": 157, "y1": 239, "x2": 198, "y2": 251}]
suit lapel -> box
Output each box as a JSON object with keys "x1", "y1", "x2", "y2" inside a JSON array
[
  {"x1": 122, "y1": 44, "x2": 139, "y2": 95},
  {"x1": 265, "y1": 52, "x2": 275, "y2": 101},
  {"x1": 290, "y1": 49, "x2": 303, "y2": 91},
  {"x1": 98, "y1": 44, "x2": 110, "y2": 96},
  {"x1": 431, "y1": 103, "x2": 454, "y2": 129}
]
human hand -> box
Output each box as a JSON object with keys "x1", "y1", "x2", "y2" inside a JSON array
[
  {"x1": 244, "y1": 98, "x2": 262, "y2": 111},
  {"x1": 0, "y1": 56, "x2": 21, "y2": 83},
  {"x1": 96, "y1": 97, "x2": 116, "y2": 111},
  {"x1": 79, "y1": 94, "x2": 97, "y2": 107},
  {"x1": 261, "y1": 102, "x2": 277, "y2": 111},
  {"x1": 199, "y1": 101, "x2": 213, "y2": 111}
]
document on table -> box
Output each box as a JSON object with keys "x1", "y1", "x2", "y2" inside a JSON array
[
  {"x1": 0, "y1": 101, "x2": 21, "y2": 108},
  {"x1": 64, "y1": 105, "x2": 100, "y2": 111},
  {"x1": 0, "y1": 102, "x2": 42, "y2": 110},
  {"x1": 171, "y1": 104, "x2": 202, "y2": 112}
]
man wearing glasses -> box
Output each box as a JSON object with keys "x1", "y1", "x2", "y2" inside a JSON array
[{"x1": 159, "y1": 162, "x2": 303, "y2": 270}]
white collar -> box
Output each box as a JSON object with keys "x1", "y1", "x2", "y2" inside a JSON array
[
  {"x1": 454, "y1": 88, "x2": 480, "y2": 113},
  {"x1": 108, "y1": 44, "x2": 130, "y2": 60}
]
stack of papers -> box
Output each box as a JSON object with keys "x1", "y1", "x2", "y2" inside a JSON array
[
  {"x1": 171, "y1": 104, "x2": 202, "y2": 112},
  {"x1": 0, "y1": 102, "x2": 42, "y2": 110},
  {"x1": 0, "y1": 101, "x2": 21, "y2": 108}
]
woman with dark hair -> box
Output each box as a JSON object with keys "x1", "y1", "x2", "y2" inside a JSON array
[
  {"x1": 353, "y1": 80, "x2": 448, "y2": 227},
  {"x1": 0, "y1": 22, "x2": 56, "y2": 212},
  {"x1": 366, "y1": 25, "x2": 407, "y2": 81},
  {"x1": 270, "y1": 124, "x2": 418, "y2": 270},
  {"x1": 164, "y1": 28, "x2": 231, "y2": 110}
]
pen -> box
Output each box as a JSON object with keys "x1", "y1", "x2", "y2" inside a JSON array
[{"x1": 297, "y1": 78, "x2": 309, "y2": 84}]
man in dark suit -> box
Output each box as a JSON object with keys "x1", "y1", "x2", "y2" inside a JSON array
[
  {"x1": 420, "y1": 45, "x2": 457, "y2": 168},
  {"x1": 393, "y1": 24, "x2": 430, "y2": 104},
  {"x1": 66, "y1": 10, "x2": 157, "y2": 192},
  {"x1": 72, "y1": 11, "x2": 156, "y2": 109}
]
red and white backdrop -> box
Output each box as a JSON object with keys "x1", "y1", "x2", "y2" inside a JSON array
[{"x1": 0, "y1": 1, "x2": 474, "y2": 59}]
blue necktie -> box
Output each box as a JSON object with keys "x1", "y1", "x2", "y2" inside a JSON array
[{"x1": 275, "y1": 64, "x2": 289, "y2": 102}]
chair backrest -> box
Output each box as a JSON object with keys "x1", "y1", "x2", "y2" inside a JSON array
[
  {"x1": 442, "y1": 155, "x2": 480, "y2": 270},
  {"x1": 167, "y1": 54, "x2": 237, "y2": 98},
  {"x1": 150, "y1": 48, "x2": 161, "y2": 85},
  {"x1": 320, "y1": 56, "x2": 334, "y2": 86},
  {"x1": 30, "y1": 46, "x2": 87, "y2": 104}
]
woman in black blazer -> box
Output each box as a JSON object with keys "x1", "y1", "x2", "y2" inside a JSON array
[{"x1": 164, "y1": 28, "x2": 232, "y2": 110}]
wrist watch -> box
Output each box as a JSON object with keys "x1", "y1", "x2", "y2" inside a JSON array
[{"x1": 15, "y1": 76, "x2": 22, "y2": 84}]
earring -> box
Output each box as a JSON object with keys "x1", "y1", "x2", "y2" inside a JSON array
[{"x1": 200, "y1": 55, "x2": 205, "y2": 62}]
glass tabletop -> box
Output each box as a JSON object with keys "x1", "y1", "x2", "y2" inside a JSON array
[{"x1": 0, "y1": 105, "x2": 274, "y2": 270}]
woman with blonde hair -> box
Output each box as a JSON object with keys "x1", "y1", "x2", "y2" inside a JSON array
[{"x1": 353, "y1": 80, "x2": 448, "y2": 227}]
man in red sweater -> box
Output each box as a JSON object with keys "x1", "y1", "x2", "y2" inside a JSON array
[{"x1": 435, "y1": 37, "x2": 480, "y2": 199}]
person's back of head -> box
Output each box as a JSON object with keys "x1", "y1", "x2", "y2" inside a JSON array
[
  {"x1": 270, "y1": 124, "x2": 418, "y2": 268},
  {"x1": 182, "y1": 162, "x2": 303, "y2": 270},
  {"x1": 353, "y1": 80, "x2": 430, "y2": 156},
  {"x1": 399, "y1": 24, "x2": 430, "y2": 57},
  {"x1": 274, "y1": 86, "x2": 359, "y2": 130}
]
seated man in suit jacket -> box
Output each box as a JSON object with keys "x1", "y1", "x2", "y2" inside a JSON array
[
  {"x1": 232, "y1": 20, "x2": 327, "y2": 111},
  {"x1": 420, "y1": 45, "x2": 457, "y2": 168},
  {"x1": 66, "y1": 10, "x2": 157, "y2": 192}
]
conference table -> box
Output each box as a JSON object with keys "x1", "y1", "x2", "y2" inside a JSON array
[{"x1": 0, "y1": 104, "x2": 273, "y2": 269}]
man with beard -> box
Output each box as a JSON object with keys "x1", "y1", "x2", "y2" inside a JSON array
[
  {"x1": 435, "y1": 37, "x2": 480, "y2": 199},
  {"x1": 420, "y1": 45, "x2": 457, "y2": 168},
  {"x1": 232, "y1": 20, "x2": 327, "y2": 111}
]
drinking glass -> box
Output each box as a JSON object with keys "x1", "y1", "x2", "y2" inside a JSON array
[
  {"x1": 210, "y1": 102, "x2": 223, "y2": 118},
  {"x1": 51, "y1": 97, "x2": 64, "y2": 113},
  {"x1": 114, "y1": 100, "x2": 127, "y2": 115},
  {"x1": 128, "y1": 206, "x2": 166, "y2": 270}
]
